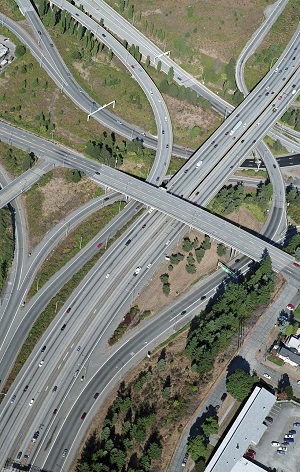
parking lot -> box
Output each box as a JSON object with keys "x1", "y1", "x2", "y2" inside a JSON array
[{"x1": 252, "y1": 402, "x2": 300, "y2": 471}]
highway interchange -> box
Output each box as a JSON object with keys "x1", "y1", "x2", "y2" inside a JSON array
[{"x1": 0, "y1": 1, "x2": 300, "y2": 471}]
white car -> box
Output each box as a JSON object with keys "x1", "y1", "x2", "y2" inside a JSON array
[
  {"x1": 29, "y1": 399, "x2": 35, "y2": 407},
  {"x1": 146, "y1": 263, "x2": 152, "y2": 269},
  {"x1": 277, "y1": 446, "x2": 287, "y2": 451},
  {"x1": 105, "y1": 273, "x2": 110, "y2": 279},
  {"x1": 38, "y1": 360, "x2": 44, "y2": 367},
  {"x1": 263, "y1": 373, "x2": 271, "y2": 379},
  {"x1": 148, "y1": 207, "x2": 154, "y2": 214},
  {"x1": 134, "y1": 267, "x2": 142, "y2": 276},
  {"x1": 271, "y1": 441, "x2": 280, "y2": 447}
]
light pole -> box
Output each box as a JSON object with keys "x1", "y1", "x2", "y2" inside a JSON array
[{"x1": 79, "y1": 236, "x2": 83, "y2": 250}]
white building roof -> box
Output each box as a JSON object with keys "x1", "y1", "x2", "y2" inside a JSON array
[
  {"x1": 205, "y1": 387, "x2": 276, "y2": 472},
  {"x1": 286, "y1": 335, "x2": 300, "y2": 352},
  {"x1": 231, "y1": 457, "x2": 268, "y2": 471}
]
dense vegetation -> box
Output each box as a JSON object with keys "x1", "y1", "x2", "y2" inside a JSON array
[
  {"x1": 185, "y1": 256, "x2": 274, "y2": 376},
  {"x1": 209, "y1": 181, "x2": 273, "y2": 216},
  {"x1": 286, "y1": 185, "x2": 300, "y2": 226},
  {"x1": 226, "y1": 370, "x2": 259, "y2": 402},
  {"x1": 0, "y1": 208, "x2": 14, "y2": 292},
  {"x1": 284, "y1": 232, "x2": 300, "y2": 261},
  {"x1": 76, "y1": 256, "x2": 275, "y2": 471},
  {"x1": 280, "y1": 108, "x2": 300, "y2": 132}
]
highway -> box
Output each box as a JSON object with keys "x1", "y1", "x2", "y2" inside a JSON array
[
  {"x1": 0, "y1": 2, "x2": 294, "y2": 468},
  {"x1": 13, "y1": 0, "x2": 172, "y2": 185}
]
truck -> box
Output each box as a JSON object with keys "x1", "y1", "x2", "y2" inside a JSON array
[
  {"x1": 284, "y1": 437, "x2": 294, "y2": 443},
  {"x1": 229, "y1": 120, "x2": 242, "y2": 136}
]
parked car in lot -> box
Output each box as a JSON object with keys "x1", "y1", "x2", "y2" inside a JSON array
[
  {"x1": 284, "y1": 437, "x2": 294, "y2": 443},
  {"x1": 289, "y1": 430, "x2": 296, "y2": 435},
  {"x1": 263, "y1": 373, "x2": 271, "y2": 379},
  {"x1": 293, "y1": 422, "x2": 300, "y2": 427},
  {"x1": 265, "y1": 416, "x2": 273, "y2": 423},
  {"x1": 277, "y1": 450, "x2": 285, "y2": 455},
  {"x1": 285, "y1": 434, "x2": 294, "y2": 438},
  {"x1": 272, "y1": 441, "x2": 280, "y2": 447},
  {"x1": 287, "y1": 303, "x2": 295, "y2": 311}
]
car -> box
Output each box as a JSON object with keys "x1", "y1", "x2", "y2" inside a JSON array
[
  {"x1": 105, "y1": 273, "x2": 110, "y2": 279},
  {"x1": 289, "y1": 430, "x2": 296, "y2": 435},
  {"x1": 150, "y1": 90, "x2": 153, "y2": 95},
  {"x1": 181, "y1": 310, "x2": 187, "y2": 316},
  {"x1": 265, "y1": 86, "x2": 270, "y2": 90},
  {"x1": 214, "y1": 144, "x2": 218, "y2": 148},
  {"x1": 282, "y1": 442, "x2": 289, "y2": 446},
  {"x1": 177, "y1": 76, "x2": 182, "y2": 81},
  {"x1": 93, "y1": 392, "x2": 99, "y2": 400},
  {"x1": 272, "y1": 108, "x2": 278, "y2": 112},
  {"x1": 62, "y1": 448, "x2": 68, "y2": 457},
  {"x1": 53, "y1": 409, "x2": 58, "y2": 415},
  {"x1": 50, "y1": 43, "x2": 54, "y2": 47},
  {"x1": 293, "y1": 422, "x2": 300, "y2": 427},
  {"x1": 272, "y1": 441, "x2": 280, "y2": 447},
  {"x1": 162, "y1": 130, "x2": 165, "y2": 134},
  {"x1": 287, "y1": 304, "x2": 295, "y2": 311},
  {"x1": 278, "y1": 96, "x2": 282, "y2": 100},
  {"x1": 284, "y1": 437, "x2": 294, "y2": 443},
  {"x1": 148, "y1": 207, "x2": 154, "y2": 214},
  {"x1": 79, "y1": 89, "x2": 83, "y2": 93},
  {"x1": 10, "y1": 395, "x2": 16, "y2": 403},
  {"x1": 67, "y1": 72, "x2": 71, "y2": 77},
  {"x1": 102, "y1": 33, "x2": 106, "y2": 37},
  {"x1": 146, "y1": 263, "x2": 152, "y2": 269},
  {"x1": 75, "y1": 13, "x2": 79, "y2": 16},
  {"x1": 278, "y1": 69, "x2": 282, "y2": 73},
  {"x1": 271, "y1": 91, "x2": 275, "y2": 94},
  {"x1": 66, "y1": 307, "x2": 71, "y2": 313},
  {"x1": 142, "y1": 224, "x2": 146, "y2": 229},
  {"x1": 165, "y1": 116, "x2": 167, "y2": 121},
  {"x1": 17, "y1": 451, "x2": 22, "y2": 460},
  {"x1": 292, "y1": 90, "x2": 297, "y2": 95},
  {"x1": 297, "y1": 380, "x2": 300, "y2": 384},
  {"x1": 241, "y1": 139, "x2": 245, "y2": 143},
  {"x1": 201, "y1": 295, "x2": 206, "y2": 300},
  {"x1": 22, "y1": 301, "x2": 26, "y2": 306},
  {"x1": 277, "y1": 450, "x2": 285, "y2": 455},
  {"x1": 23, "y1": 385, "x2": 28, "y2": 392},
  {"x1": 29, "y1": 399, "x2": 35, "y2": 406},
  {"x1": 256, "y1": 122, "x2": 260, "y2": 126},
  {"x1": 74, "y1": 370, "x2": 79, "y2": 378},
  {"x1": 252, "y1": 139, "x2": 256, "y2": 143},
  {"x1": 225, "y1": 131, "x2": 229, "y2": 135},
  {"x1": 165, "y1": 240, "x2": 171, "y2": 246},
  {"x1": 292, "y1": 84, "x2": 297, "y2": 88},
  {"x1": 165, "y1": 256, "x2": 170, "y2": 261},
  {"x1": 95, "y1": 171, "x2": 100, "y2": 175},
  {"x1": 285, "y1": 67, "x2": 288, "y2": 71},
  {"x1": 3, "y1": 38, "x2": 9, "y2": 42},
  {"x1": 247, "y1": 449, "x2": 256, "y2": 455},
  {"x1": 277, "y1": 446, "x2": 286, "y2": 451},
  {"x1": 33, "y1": 431, "x2": 39, "y2": 439},
  {"x1": 53, "y1": 385, "x2": 58, "y2": 392},
  {"x1": 273, "y1": 164, "x2": 276, "y2": 168},
  {"x1": 81, "y1": 412, "x2": 87, "y2": 420},
  {"x1": 285, "y1": 434, "x2": 294, "y2": 438},
  {"x1": 76, "y1": 346, "x2": 81, "y2": 352},
  {"x1": 131, "y1": 65, "x2": 135, "y2": 69},
  {"x1": 265, "y1": 416, "x2": 273, "y2": 423},
  {"x1": 182, "y1": 453, "x2": 188, "y2": 467},
  {"x1": 245, "y1": 452, "x2": 255, "y2": 459},
  {"x1": 61, "y1": 324, "x2": 66, "y2": 331},
  {"x1": 39, "y1": 360, "x2": 44, "y2": 367},
  {"x1": 293, "y1": 56, "x2": 296, "y2": 60},
  {"x1": 265, "y1": 92, "x2": 269, "y2": 96},
  {"x1": 134, "y1": 267, "x2": 142, "y2": 276},
  {"x1": 81, "y1": 375, "x2": 85, "y2": 382},
  {"x1": 282, "y1": 77, "x2": 286, "y2": 80},
  {"x1": 125, "y1": 239, "x2": 131, "y2": 246},
  {"x1": 97, "y1": 242, "x2": 103, "y2": 248},
  {"x1": 263, "y1": 373, "x2": 271, "y2": 379},
  {"x1": 274, "y1": 67, "x2": 278, "y2": 72},
  {"x1": 41, "y1": 345, "x2": 46, "y2": 353}
]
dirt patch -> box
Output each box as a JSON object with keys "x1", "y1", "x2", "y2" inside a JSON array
[
  {"x1": 165, "y1": 95, "x2": 220, "y2": 130},
  {"x1": 280, "y1": 165, "x2": 300, "y2": 181},
  {"x1": 23, "y1": 168, "x2": 100, "y2": 246}
]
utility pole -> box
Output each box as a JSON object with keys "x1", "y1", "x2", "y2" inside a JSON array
[{"x1": 87, "y1": 100, "x2": 115, "y2": 121}]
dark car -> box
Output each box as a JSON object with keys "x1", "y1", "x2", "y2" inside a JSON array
[
  {"x1": 104, "y1": 197, "x2": 109, "y2": 201},
  {"x1": 33, "y1": 431, "x2": 39, "y2": 439},
  {"x1": 38, "y1": 31, "x2": 41, "y2": 35},
  {"x1": 62, "y1": 448, "x2": 68, "y2": 457},
  {"x1": 17, "y1": 451, "x2": 22, "y2": 460},
  {"x1": 53, "y1": 409, "x2": 58, "y2": 415},
  {"x1": 265, "y1": 416, "x2": 273, "y2": 423},
  {"x1": 156, "y1": 176, "x2": 160, "y2": 181},
  {"x1": 75, "y1": 13, "x2": 79, "y2": 16},
  {"x1": 125, "y1": 239, "x2": 131, "y2": 246},
  {"x1": 81, "y1": 412, "x2": 87, "y2": 420},
  {"x1": 166, "y1": 144, "x2": 169, "y2": 148},
  {"x1": 66, "y1": 307, "x2": 71, "y2": 314},
  {"x1": 180, "y1": 310, "x2": 187, "y2": 316},
  {"x1": 142, "y1": 224, "x2": 146, "y2": 229},
  {"x1": 61, "y1": 324, "x2": 66, "y2": 331},
  {"x1": 201, "y1": 295, "x2": 206, "y2": 300},
  {"x1": 94, "y1": 392, "x2": 99, "y2": 400},
  {"x1": 162, "y1": 130, "x2": 165, "y2": 134},
  {"x1": 53, "y1": 386, "x2": 58, "y2": 392},
  {"x1": 41, "y1": 345, "x2": 46, "y2": 353},
  {"x1": 289, "y1": 429, "x2": 297, "y2": 435},
  {"x1": 102, "y1": 33, "x2": 106, "y2": 37},
  {"x1": 182, "y1": 453, "x2": 188, "y2": 467},
  {"x1": 23, "y1": 385, "x2": 28, "y2": 392},
  {"x1": 214, "y1": 144, "x2": 218, "y2": 148}
]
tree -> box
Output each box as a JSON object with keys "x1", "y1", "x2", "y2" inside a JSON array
[
  {"x1": 188, "y1": 434, "x2": 209, "y2": 462},
  {"x1": 110, "y1": 448, "x2": 126, "y2": 469},
  {"x1": 217, "y1": 244, "x2": 226, "y2": 257},
  {"x1": 147, "y1": 442, "x2": 162, "y2": 460},
  {"x1": 167, "y1": 66, "x2": 174, "y2": 84},
  {"x1": 145, "y1": 55, "x2": 150, "y2": 68},
  {"x1": 157, "y1": 60, "x2": 162, "y2": 72},
  {"x1": 15, "y1": 45, "x2": 26, "y2": 57},
  {"x1": 226, "y1": 369, "x2": 258, "y2": 402},
  {"x1": 202, "y1": 417, "x2": 218, "y2": 437}
]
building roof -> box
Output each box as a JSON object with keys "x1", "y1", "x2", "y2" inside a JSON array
[
  {"x1": 286, "y1": 335, "x2": 300, "y2": 352},
  {"x1": 278, "y1": 345, "x2": 300, "y2": 365},
  {"x1": 204, "y1": 387, "x2": 276, "y2": 472},
  {"x1": 231, "y1": 457, "x2": 268, "y2": 471}
]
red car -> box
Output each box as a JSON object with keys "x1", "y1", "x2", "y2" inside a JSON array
[
  {"x1": 293, "y1": 262, "x2": 300, "y2": 268},
  {"x1": 245, "y1": 452, "x2": 255, "y2": 460},
  {"x1": 66, "y1": 307, "x2": 71, "y2": 313},
  {"x1": 81, "y1": 412, "x2": 87, "y2": 420},
  {"x1": 131, "y1": 65, "x2": 135, "y2": 69},
  {"x1": 97, "y1": 242, "x2": 103, "y2": 248},
  {"x1": 287, "y1": 304, "x2": 295, "y2": 311},
  {"x1": 247, "y1": 449, "x2": 256, "y2": 456},
  {"x1": 278, "y1": 96, "x2": 282, "y2": 100}
]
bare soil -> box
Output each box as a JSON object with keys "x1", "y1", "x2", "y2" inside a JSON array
[{"x1": 23, "y1": 168, "x2": 100, "y2": 246}]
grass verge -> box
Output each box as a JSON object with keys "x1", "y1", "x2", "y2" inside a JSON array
[{"x1": 27, "y1": 202, "x2": 126, "y2": 299}]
